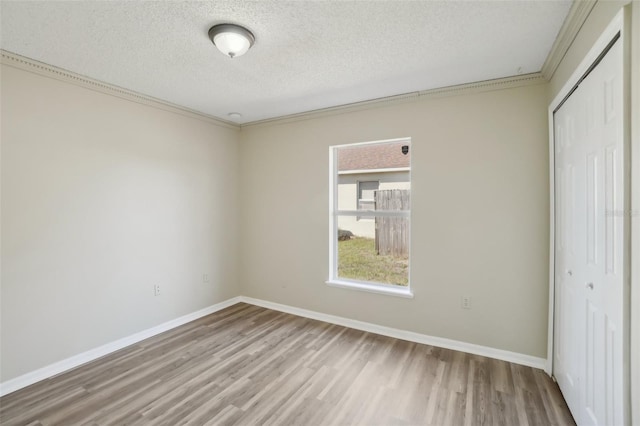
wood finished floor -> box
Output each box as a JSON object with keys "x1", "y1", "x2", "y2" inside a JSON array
[{"x1": 0, "y1": 303, "x2": 575, "y2": 426}]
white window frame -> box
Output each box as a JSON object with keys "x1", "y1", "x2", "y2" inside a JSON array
[{"x1": 327, "y1": 137, "x2": 413, "y2": 298}]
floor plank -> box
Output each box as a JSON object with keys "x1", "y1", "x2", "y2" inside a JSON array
[{"x1": 0, "y1": 303, "x2": 575, "y2": 425}]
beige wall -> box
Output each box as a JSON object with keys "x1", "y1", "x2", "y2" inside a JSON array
[
  {"x1": 0, "y1": 65, "x2": 241, "y2": 382},
  {"x1": 239, "y1": 83, "x2": 550, "y2": 358}
]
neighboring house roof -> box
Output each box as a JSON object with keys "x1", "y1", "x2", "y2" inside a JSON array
[{"x1": 338, "y1": 141, "x2": 410, "y2": 171}]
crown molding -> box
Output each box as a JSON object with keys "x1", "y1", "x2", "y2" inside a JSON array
[
  {"x1": 541, "y1": 0, "x2": 598, "y2": 80},
  {"x1": 1, "y1": 0, "x2": 596, "y2": 131},
  {"x1": 0, "y1": 50, "x2": 239, "y2": 130},
  {"x1": 2, "y1": 49, "x2": 547, "y2": 131},
  {"x1": 241, "y1": 72, "x2": 546, "y2": 129}
]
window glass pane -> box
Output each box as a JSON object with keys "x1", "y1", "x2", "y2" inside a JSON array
[
  {"x1": 357, "y1": 181, "x2": 378, "y2": 220},
  {"x1": 358, "y1": 181, "x2": 378, "y2": 201},
  {"x1": 337, "y1": 215, "x2": 409, "y2": 286},
  {"x1": 336, "y1": 141, "x2": 410, "y2": 211}
]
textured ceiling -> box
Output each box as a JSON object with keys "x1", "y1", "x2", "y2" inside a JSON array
[{"x1": 0, "y1": 1, "x2": 572, "y2": 124}]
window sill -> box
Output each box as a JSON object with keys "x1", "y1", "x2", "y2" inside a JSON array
[{"x1": 325, "y1": 279, "x2": 414, "y2": 299}]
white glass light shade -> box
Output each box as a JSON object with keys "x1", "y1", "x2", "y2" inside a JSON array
[{"x1": 208, "y1": 24, "x2": 255, "y2": 58}]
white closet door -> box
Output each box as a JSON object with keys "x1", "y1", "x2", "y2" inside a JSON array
[
  {"x1": 553, "y1": 37, "x2": 624, "y2": 426},
  {"x1": 554, "y1": 60, "x2": 585, "y2": 420}
]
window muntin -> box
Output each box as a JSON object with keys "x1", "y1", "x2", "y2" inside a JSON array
[{"x1": 330, "y1": 138, "x2": 411, "y2": 291}]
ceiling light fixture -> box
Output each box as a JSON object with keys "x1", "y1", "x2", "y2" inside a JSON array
[{"x1": 208, "y1": 24, "x2": 255, "y2": 59}]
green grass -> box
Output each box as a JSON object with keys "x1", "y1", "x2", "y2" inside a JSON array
[{"x1": 338, "y1": 237, "x2": 408, "y2": 286}]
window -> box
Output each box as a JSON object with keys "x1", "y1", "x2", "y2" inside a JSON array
[
  {"x1": 357, "y1": 181, "x2": 378, "y2": 220},
  {"x1": 328, "y1": 138, "x2": 412, "y2": 298}
]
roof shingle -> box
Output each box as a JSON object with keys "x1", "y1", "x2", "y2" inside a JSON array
[{"x1": 338, "y1": 141, "x2": 410, "y2": 171}]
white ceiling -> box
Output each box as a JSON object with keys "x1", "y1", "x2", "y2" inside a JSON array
[{"x1": 0, "y1": 1, "x2": 572, "y2": 124}]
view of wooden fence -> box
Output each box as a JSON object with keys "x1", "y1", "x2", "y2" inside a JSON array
[{"x1": 375, "y1": 189, "x2": 409, "y2": 257}]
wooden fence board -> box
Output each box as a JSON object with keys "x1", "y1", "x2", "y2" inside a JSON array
[{"x1": 375, "y1": 189, "x2": 409, "y2": 256}]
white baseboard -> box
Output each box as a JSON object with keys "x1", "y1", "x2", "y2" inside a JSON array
[
  {"x1": 1, "y1": 294, "x2": 547, "y2": 397},
  {"x1": 239, "y1": 296, "x2": 546, "y2": 370},
  {"x1": 0, "y1": 296, "x2": 242, "y2": 397}
]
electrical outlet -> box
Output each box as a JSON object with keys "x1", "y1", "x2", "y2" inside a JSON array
[
  {"x1": 154, "y1": 284, "x2": 161, "y2": 296},
  {"x1": 203, "y1": 274, "x2": 209, "y2": 283},
  {"x1": 461, "y1": 296, "x2": 471, "y2": 309}
]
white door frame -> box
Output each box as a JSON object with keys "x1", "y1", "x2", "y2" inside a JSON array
[
  {"x1": 630, "y1": 3, "x2": 640, "y2": 423},
  {"x1": 547, "y1": 7, "x2": 631, "y2": 422}
]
